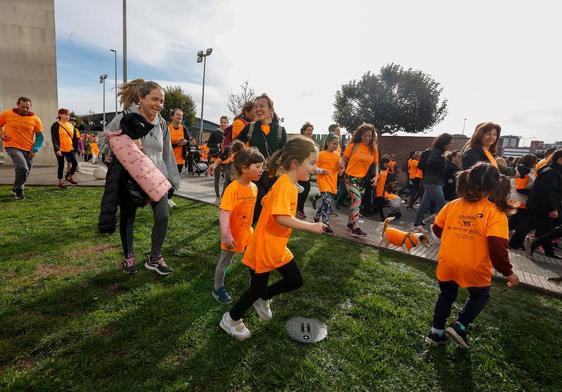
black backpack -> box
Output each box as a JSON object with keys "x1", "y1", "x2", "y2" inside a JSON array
[{"x1": 418, "y1": 148, "x2": 431, "y2": 172}]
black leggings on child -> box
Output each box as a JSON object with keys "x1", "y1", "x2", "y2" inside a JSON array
[{"x1": 229, "y1": 259, "x2": 303, "y2": 321}]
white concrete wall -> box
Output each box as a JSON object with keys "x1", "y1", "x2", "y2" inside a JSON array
[{"x1": 0, "y1": 0, "x2": 57, "y2": 165}]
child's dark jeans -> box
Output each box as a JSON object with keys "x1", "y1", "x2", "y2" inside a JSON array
[{"x1": 432, "y1": 280, "x2": 490, "y2": 330}]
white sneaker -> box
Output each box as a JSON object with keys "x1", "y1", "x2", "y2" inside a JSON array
[
  {"x1": 167, "y1": 199, "x2": 177, "y2": 208},
  {"x1": 252, "y1": 298, "x2": 273, "y2": 320},
  {"x1": 219, "y1": 312, "x2": 251, "y2": 340}
]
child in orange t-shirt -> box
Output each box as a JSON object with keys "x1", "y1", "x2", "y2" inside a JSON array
[
  {"x1": 374, "y1": 156, "x2": 402, "y2": 221},
  {"x1": 426, "y1": 163, "x2": 519, "y2": 349},
  {"x1": 213, "y1": 147, "x2": 265, "y2": 304},
  {"x1": 313, "y1": 134, "x2": 341, "y2": 233},
  {"x1": 220, "y1": 137, "x2": 326, "y2": 340}
]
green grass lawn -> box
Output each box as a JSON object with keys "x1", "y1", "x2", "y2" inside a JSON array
[{"x1": 1, "y1": 186, "x2": 561, "y2": 392}]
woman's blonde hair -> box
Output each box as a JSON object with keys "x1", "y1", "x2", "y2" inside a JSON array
[
  {"x1": 463, "y1": 122, "x2": 502, "y2": 154},
  {"x1": 118, "y1": 78, "x2": 163, "y2": 110},
  {"x1": 267, "y1": 136, "x2": 317, "y2": 176}
]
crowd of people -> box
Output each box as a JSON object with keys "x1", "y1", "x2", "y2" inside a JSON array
[{"x1": 1, "y1": 82, "x2": 561, "y2": 350}]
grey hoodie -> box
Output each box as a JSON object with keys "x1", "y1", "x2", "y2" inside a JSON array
[{"x1": 101, "y1": 104, "x2": 180, "y2": 190}]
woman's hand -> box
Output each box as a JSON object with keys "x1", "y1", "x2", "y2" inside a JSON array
[{"x1": 56, "y1": 151, "x2": 62, "y2": 157}]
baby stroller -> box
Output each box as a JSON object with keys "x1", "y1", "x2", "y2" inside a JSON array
[{"x1": 187, "y1": 149, "x2": 208, "y2": 176}]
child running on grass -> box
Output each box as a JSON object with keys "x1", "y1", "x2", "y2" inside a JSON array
[
  {"x1": 220, "y1": 136, "x2": 326, "y2": 340},
  {"x1": 214, "y1": 145, "x2": 265, "y2": 304},
  {"x1": 313, "y1": 133, "x2": 340, "y2": 234},
  {"x1": 426, "y1": 163, "x2": 519, "y2": 349}
]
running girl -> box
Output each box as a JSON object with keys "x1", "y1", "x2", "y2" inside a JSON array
[
  {"x1": 313, "y1": 133, "x2": 340, "y2": 233},
  {"x1": 426, "y1": 163, "x2": 519, "y2": 349},
  {"x1": 340, "y1": 123, "x2": 379, "y2": 237},
  {"x1": 220, "y1": 136, "x2": 325, "y2": 340},
  {"x1": 213, "y1": 146, "x2": 265, "y2": 304}
]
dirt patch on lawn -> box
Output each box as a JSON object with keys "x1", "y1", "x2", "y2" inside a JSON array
[
  {"x1": 35, "y1": 264, "x2": 87, "y2": 278},
  {"x1": 64, "y1": 243, "x2": 118, "y2": 259}
]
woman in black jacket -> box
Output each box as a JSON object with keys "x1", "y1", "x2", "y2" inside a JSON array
[
  {"x1": 413, "y1": 133, "x2": 453, "y2": 229},
  {"x1": 235, "y1": 93, "x2": 287, "y2": 223},
  {"x1": 443, "y1": 150, "x2": 461, "y2": 201},
  {"x1": 461, "y1": 122, "x2": 515, "y2": 176}
]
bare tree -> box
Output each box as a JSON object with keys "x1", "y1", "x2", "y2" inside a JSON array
[{"x1": 227, "y1": 80, "x2": 256, "y2": 117}]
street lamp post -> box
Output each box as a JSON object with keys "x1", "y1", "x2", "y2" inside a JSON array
[
  {"x1": 122, "y1": 0, "x2": 127, "y2": 83},
  {"x1": 99, "y1": 74, "x2": 108, "y2": 131},
  {"x1": 462, "y1": 118, "x2": 467, "y2": 135},
  {"x1": 196, "y1": 48, "x2": 213, "y2": 143},
  {"x1": 109, "y1": 49, "x2": 118, "y2": 114}
]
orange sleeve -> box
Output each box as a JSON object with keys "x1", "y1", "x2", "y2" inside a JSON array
[
  {"x1": 232, "y1": 119, "x2": 246, "y2": 139},
  {"x1": 0, "y1": 111, "x2": 7, "y2": 127},
  {"x1": 434, "y1": 201, "x2": 450, "y2": 229},
  {"x1": 271, "y1": 182, "x2": 295, "y2": 216},
  {"x1": 486, "y1": 209, "x2": 509, "y2": 240},
  {"x1": 219, "y1": 183, "x2": 236, "y2": 211},
  {"x1": 343, "y1": 143, "x2": 354, "y2": 159}
]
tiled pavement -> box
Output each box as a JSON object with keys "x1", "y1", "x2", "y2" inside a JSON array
[{"x1": 2, "y1": 162, "x2": 561, "y2": 296}]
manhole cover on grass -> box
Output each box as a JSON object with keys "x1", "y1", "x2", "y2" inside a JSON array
[{"x1": 286, "y1": 317, "x2": 328, "y2": 343}]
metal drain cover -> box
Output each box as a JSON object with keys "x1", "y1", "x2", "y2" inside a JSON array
[{"x1": 286, "y1": 317, "x2": 328, "y2": 343}]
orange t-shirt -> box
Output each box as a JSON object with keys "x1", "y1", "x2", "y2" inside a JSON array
[
  {"x1": 90, "y1": 142, "x2": 100, "y2": 156},
  {"x1": 243, "y1": 173, "x2": 297, "y2": 273},
  {"x1": 316, "y1": 150, "x2": 340, "y2": 194},
  {"x1": 343, "y1": 143, "x2": 379, "y2": 178},
  {"x1": 199, "y1": 144, "x2": 209, "y2": 160},
  {"x1": 376, "y1": 169, "x2": 388, "y2": 197},
  {"x1": 57, "y1": 121, "x2": 76, "y2": 153},
  {"x1": 434, "y1": 197, "x2": 509, "y2": 287},
  {"x1": 0, "y1": 109, "x2": 43, "y2": 151},
  {"x1": 169, "y1": 125, "x2": 186, "y2": 164},
  {"x1": 220, "y1": 180, "x2": 258, "y2": 253},
  {"x1": 388, "y1": 160, "x2": 396, "y2": 174},
  {"x1": 232, "y1": 118, "x2": 248, "y2": 139},
  {"x1": 535, "y1": 156, "x2": 551, "y2": 172}
]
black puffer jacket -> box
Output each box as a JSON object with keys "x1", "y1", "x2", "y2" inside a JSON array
[
  {"x1": 527, "y1": 161, "x2": 562, "y2": 215},
  {"x1": 98, "y1": 114, "x2": 155, "y2": 233}
]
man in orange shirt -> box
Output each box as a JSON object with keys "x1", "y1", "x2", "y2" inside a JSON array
[{"x1": 0, "y1": 97, "x2": 44, "y2": 199}]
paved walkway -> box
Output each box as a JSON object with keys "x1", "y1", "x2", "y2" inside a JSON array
[{"x1": 2, "y1": 162, "x2": 561, "y2": 296}]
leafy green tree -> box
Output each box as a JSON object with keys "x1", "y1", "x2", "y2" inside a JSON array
[
  {"x1": 161, "y1": 86, "x2": 197, "y2": 127},
  {"x1": 333, "y1": 63, "x2": 448, "y2": 134}
]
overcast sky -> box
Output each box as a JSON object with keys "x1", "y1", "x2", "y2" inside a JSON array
[{"x1": 55, "y1": 0, "x2": 562, "y2": 144}]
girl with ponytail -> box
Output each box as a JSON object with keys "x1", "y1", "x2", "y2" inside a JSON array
[
  {"x1": 426, "y1": 163, "x2": 519, "y2": 349},
  {"x1": 220, "y1": 136, "x2": 326, "y2": 340}
]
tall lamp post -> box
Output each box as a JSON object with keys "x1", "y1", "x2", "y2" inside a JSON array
[
  {"x1": 122, "y1": 0, "x2": 127, "y2": 83},
  {"x1": 196, "y1": 48, "x2": 213, "y2": 143},
  {"x1": 99, "y1": 74, "x2": 108, "y2": 131},
  {"x1": 462, "y1": 118, "x2": 467, "y2": 135},
  {"x1": 109, "y1": 49, "x2": 118, "y2": 114}
]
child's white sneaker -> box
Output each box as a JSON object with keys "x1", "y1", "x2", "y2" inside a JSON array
[
  {"x1": 252, "y1": 298, "x2": 272, "y2": 320},
  {"x1": 219, "y1": 312, "x2": 251, "y2": 340}
]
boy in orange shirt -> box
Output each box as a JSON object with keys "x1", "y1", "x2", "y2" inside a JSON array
[
  {"x1": 0, "y1": 97, "x2": 44, "y2": 199},
  {"x1": 213, "y1": 147, "x2": 265, "y2": 304},
  {"x1": 313, "y1": 134, "x2": 340, "y2": 233},
  {"x1": 426, "y1": 163, "x2": 519, "y2": 349},
  {"x1": 220, "y1": 137, "x2": 326, "y2": 340}
]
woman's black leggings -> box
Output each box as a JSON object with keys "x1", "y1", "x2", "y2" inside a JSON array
[
  {"x1": 297, "y1": 180, "x2": 311, "y2": 213},
  {"x1": 57, "y1": 152, "x2": 78, "y2": 179},
  {"x1": 229, "y1": 259, "x2": 303, "y2": 321},
  {"x1": 119, "y1": 192, "x2": 169, "y2": 259}
]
